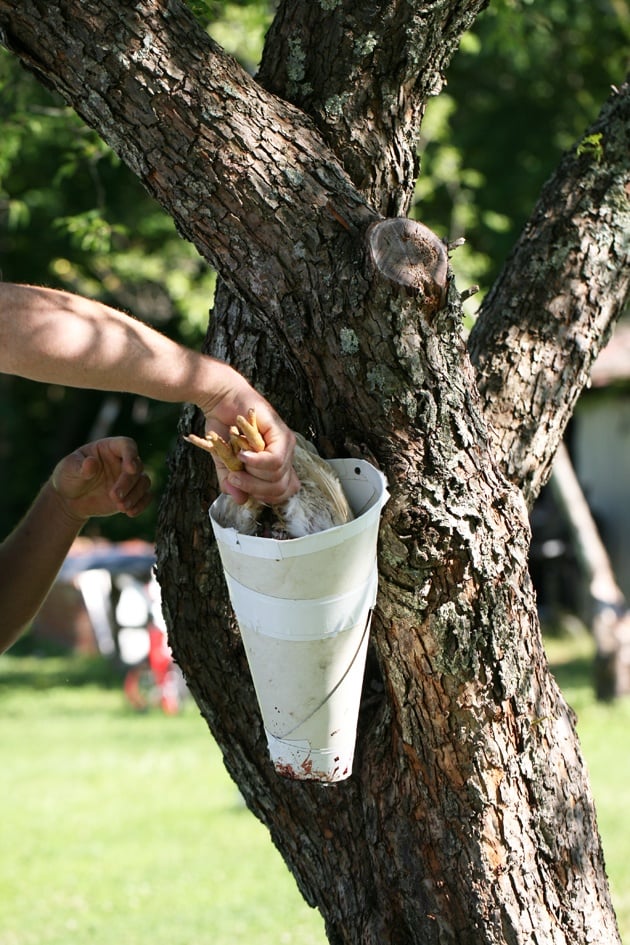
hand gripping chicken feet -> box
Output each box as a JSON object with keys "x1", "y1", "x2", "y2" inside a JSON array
[{"x1": 184, "y1": 409, "x2": 354, "y2": 539}]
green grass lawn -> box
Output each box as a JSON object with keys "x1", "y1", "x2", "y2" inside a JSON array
[
  {"x1": 544, "y1": 629, "x2": 630, "y2": 942},
  {"x1": 0, "y1": 629, "x2": 628, "y2": 944},
  {"x1": 0, "y1": 650, "x2": 327, "y2": 945}
]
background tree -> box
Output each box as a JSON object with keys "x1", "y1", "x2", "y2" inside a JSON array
[{"x1": 0, "y1": 2, "x2": 628, "y2": 944}]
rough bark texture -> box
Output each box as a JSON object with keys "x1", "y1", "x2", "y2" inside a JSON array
[
  {"x1": 257, "y1": 0, "x2": 488, "y2": 216},
  {"x1": 1, "y1": 2, "x2": 627, "y2": 943}
]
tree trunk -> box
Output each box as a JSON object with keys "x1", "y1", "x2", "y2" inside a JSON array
[
  {"x1": 550, "y1": 441, "x2": 630, "y2": 700},
  {"x1": 1, "y1": 2, "x2": 628, "y2": 942}
]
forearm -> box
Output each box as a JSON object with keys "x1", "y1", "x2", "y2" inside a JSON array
[
  {"x1": 0, "y1": 481, "x2": 85, "y2": 653},
  {"x1": 0, "y1": 282, "x2": 299, "y2": 505},
  {"x1": 0, "y1": 282, "x2": 238, "y2": 412}
]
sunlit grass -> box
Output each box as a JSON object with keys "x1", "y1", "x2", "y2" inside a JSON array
[
  {"x1": 1, "y1": 632, "x2": 628, "y2": 944},
  {"x1": 0, "y1": 653, "x2": 326, "y2": 945},
  {"x1": 545, "y1": 627, "x2": 630, "y2": 942}
]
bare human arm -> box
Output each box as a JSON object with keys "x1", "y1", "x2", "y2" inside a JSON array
[
  {"x1": 0, "y1": 282, "x2": 298, "y2": 504},
  {"x1": 0, "y1": 437, "x2": 151, "y2": 654}
]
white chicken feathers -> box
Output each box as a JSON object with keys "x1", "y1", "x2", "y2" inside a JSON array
[{"x1": 184, "y1": 414, "x2": 353, "y2": 539}]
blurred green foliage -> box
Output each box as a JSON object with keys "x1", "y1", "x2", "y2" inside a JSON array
[
  {"x1": 413, "y1": 0, "x2": 629, "y2": 317},
  {"x1": 189, "y1": 0, "x2": 273, "y2": 71},
  {"x1": 0, "y1": 46, "x2": 216, "y2": 541},
  {"x1": 0, "y1": 0, "x2": 627, "y2": 541}
]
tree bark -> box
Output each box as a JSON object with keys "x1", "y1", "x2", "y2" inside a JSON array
[
  {"x1": 0, "y1": 2, "x2": 626, "y2": 943},
  {"x1": 257, "y1": 0, "x2": 488, "y2": 216}
]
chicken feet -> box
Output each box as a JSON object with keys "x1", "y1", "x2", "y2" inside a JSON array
[{"x1": 185, "y1": 409, "x2": 354, "y2": 539}]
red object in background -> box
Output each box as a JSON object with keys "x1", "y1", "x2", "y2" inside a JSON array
[
  {"x1": 32, "y1": 537, "x2": 187, "y2": 714},
  {"x1": 148, "y1": 625, "x2": 180, "y2": 715},
  {"x1": 122, "y1": 623, "x2": 182, "y2": 715}
]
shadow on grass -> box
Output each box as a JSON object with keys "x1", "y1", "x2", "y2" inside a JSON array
[
  {"x1": 543, "y1": 623, "x2": 598, "y2": 708},
  {"x1": 547, "y1": 653, "x2": 594, "y2": 696},
  {"x1": 0, "y1": 636, "x2": 123, "y2": 692}
]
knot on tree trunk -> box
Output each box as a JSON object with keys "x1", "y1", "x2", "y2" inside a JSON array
[{"x1": 367, "y1": 218, "x2": 448, "y2": 312}]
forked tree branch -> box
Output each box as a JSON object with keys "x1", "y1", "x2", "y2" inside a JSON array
[{"x1": 258, "y1": 0, "x2": 488, "y2": 215}]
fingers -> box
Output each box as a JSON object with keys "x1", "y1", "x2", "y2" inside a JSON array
[
  {"x1": 220, "y1": 410, "x2": 298, "y2": 504},
  {"x1": 225, "y1": 425, "x2": 299, "y2": 504},
  {"x1": 226, "y1": 448, "x2": 299, "y2": 504},
  {"x1": 103, "y1": 439, "x2": 151, "y2": 516},
  {"x1": 220, "y1": 477, "x2": 250, "y2": 505},
  {"x1": 57, "y1": 436, "x2": 152, "y2": 520},
  {"x1": 225, "y1": 464, "x2": 300, "y2": 505},
  {"x1": 196, "y1": 372, "x2": 300, "y2": 505},
  {"x1": 103, "y1": 436, "x2": 144, "y2": 476},
  {"x1": 77, "y1": 454, "x2": 100, "y2": 482},
  {"x1": 116, "y1": 471, "x2": 152, "y2": 517}
]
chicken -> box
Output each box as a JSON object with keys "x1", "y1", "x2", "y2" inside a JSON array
[{"x1": 184, "y1": 408, "x2": 354, "y2": 539}]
